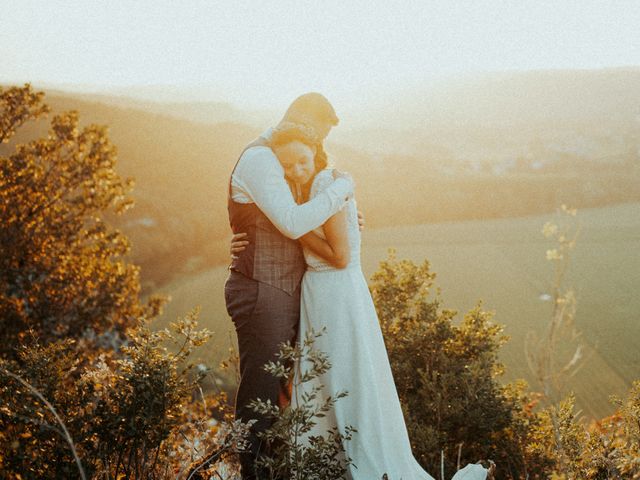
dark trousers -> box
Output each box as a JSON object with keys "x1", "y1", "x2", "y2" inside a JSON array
[{"x1": 224, "y1": 270, "x2": 300, "y2": 480}]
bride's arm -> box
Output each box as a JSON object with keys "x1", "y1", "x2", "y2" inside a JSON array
[{"x1": 299, "y1": 208, "x2": 350, "y2": 269}]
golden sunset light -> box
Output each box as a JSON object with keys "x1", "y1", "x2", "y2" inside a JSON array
[{"x1": 1, "y1": 2, "x2": 640, "y2": 479}]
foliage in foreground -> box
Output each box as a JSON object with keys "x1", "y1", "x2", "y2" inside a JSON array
[
  {"x1": 369, "y1": 246, "x2": 640, "y2": 480},
  {"x1": 0, "y1": 84, "x2": 243, "y2": 479},
  {"x1": 248, "y1": 327, "x2": 355, "y2": 480},
  {"x1": 2, "y1": 84, "x2": 640, "y2": 479},
  {"x1": 371, "y1": 251, "x2": 554, "y2": 479},
  {"x1": 0, "y1": 83, "x2": 164, "y2": 361},
  {"x1": 0, "y1": 311, "x2": 233, "y2": 479}
]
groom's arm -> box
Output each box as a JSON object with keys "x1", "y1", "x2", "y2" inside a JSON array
[
  {"x1": 233, "y1": 146, "x2": 353, "y2": 239},
  {"x1": 298, "y1": 208, "x2": 350, "y2": 269}
]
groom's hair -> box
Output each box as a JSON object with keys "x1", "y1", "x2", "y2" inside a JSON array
[{"x1": 282, "y1": 92, "x2": 339, "y2": 127}]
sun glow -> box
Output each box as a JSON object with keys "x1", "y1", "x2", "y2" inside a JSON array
[{"x1": 2, "y1": 0, "x2": 639, "y2": 112}]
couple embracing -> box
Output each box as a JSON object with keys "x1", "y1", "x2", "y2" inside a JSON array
[{"x1": 224, "y1": 93, "x2": 492, "y2": 480}]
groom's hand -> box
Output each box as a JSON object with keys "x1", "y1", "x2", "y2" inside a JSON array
[{"x1": 230, "y1": 232, "x2": 249, "y2": 258}]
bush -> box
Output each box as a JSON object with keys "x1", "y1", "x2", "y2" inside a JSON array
[
  {"x1": 370, "y1": 251, "x2": 553, "y2": 479},
  {"x1": 0, "y1": 311, "x2": 223, "y2": 479},
  {"x1": 0, "y1": 84, "x2": 163, "y2": 360},
  {"x1": 248, "y1": 327, "x2": 355, "y2": 480},
  {"x1": 0, "y1": 84, "x2": 246, "y2": 479},
  {"x1": 525, "y1": 382, "x2": 640, "y2": 480}
]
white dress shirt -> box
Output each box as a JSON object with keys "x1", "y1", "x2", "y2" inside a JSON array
[{"x1": 230, "y1": 132, "x2": 353, "y2": 240}]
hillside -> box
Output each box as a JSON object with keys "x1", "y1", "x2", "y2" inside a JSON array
[
  {"x1": 340, "y1": 67, "x2": 640, "y2": 160},
  {"x1": 2, "y1": 68, "x2": 639, "y2": 290},
  {"x1": 154, "y1": 202, "x2": 640, "y2": 420}
]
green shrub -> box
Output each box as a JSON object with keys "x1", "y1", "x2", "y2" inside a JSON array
[
  {"x1": 370, "y1": 251, "x2": 552, "y2": 479},
  {"x1": 248, "y1": 327, "x2": 355, "y2": 480},
  {"x1": 0, "y1": 83, "x2": 164, "y2": 360},
  {"x1": 0, "y1": 311, "x2": 219, "y2": 479}
]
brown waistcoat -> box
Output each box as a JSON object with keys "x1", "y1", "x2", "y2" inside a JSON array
[{"x1": 227, "y1": 138, "x2": 306, "y2": 295}]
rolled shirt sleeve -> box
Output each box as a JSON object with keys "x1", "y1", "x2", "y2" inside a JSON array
[{"x1": 231, "y1": 146, "x2": 353, "y2": 239}]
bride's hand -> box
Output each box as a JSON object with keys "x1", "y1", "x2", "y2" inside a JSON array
[
  {"x1": 477, "y1": 460, "x2": 496, "y2": 480},
  {"x1": 230, "y1": 232, "x2": 249, "y2": 259},
  {"x1": 487, "y1": 460, "x2": 496, "y2": 479}
]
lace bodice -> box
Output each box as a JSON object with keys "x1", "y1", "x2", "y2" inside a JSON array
[{"x1": 304, "y1": 169, "x2": 361, "y2": 272}]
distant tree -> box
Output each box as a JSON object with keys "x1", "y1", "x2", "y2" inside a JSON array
[{"x1": 0, "y1": 84, "x2": 162, "y2": 360}]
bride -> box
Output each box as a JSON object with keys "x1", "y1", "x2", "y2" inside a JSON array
[{"x1": 234, "y1": 122, "x2": 493, "y2": 480}]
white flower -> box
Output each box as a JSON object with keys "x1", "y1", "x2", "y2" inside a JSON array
[
  {"x1": 542, "y1": 222, "x2": 558, "y2": 238},
  {"x1": 546, "y1": 249, "x2": 562, "y2": 261},
  {"x1": 560, "y1": 204, "x2": 577, "y2": 216}
]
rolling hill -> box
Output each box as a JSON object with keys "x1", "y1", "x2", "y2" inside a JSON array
[
  {"x1": 153, "y1": 202, "x2": 640, "y2": 420},
  {"x1": 4, "y1": 73, "x2": 640, "y2": 291}
]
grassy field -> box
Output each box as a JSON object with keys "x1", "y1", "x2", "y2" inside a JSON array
[{"x1": 152, "y1": 202, "x2": 640, "y2": 420}]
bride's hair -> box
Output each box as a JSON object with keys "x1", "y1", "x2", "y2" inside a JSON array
[
  {"x1": 270, "y1": 121, "x2": 317, "y2": 148},
  {"x1": 269, "y1": 121, "x2": 330, "y2": 203},
  {"x1": 269, "y1": 121, "x2": 327, "y2": 173}
]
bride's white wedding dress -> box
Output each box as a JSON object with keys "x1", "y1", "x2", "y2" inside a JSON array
[{"x1": 292, "y1": 169, "x2": 487, "y2": 480}]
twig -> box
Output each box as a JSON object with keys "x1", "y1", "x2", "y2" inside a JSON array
[
  {"x1": 0, "y1": 366, "x2": 87, "y2": 480},
  {"x1": 184, "y1": 447, "x2": 225, "y2": 480}
]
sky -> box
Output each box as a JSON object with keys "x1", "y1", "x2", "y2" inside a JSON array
[{"x1": 1, "y1": 0, "x2": 639, "y2": 111}]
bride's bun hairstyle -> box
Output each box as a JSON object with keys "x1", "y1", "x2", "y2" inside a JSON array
[{"x1": 270, "y1": 121, "x2": 318, "y2": 150}]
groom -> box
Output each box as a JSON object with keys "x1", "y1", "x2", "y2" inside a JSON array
[{"x1": 224, "y1": 93, "x2": 353, "y2": 479}]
